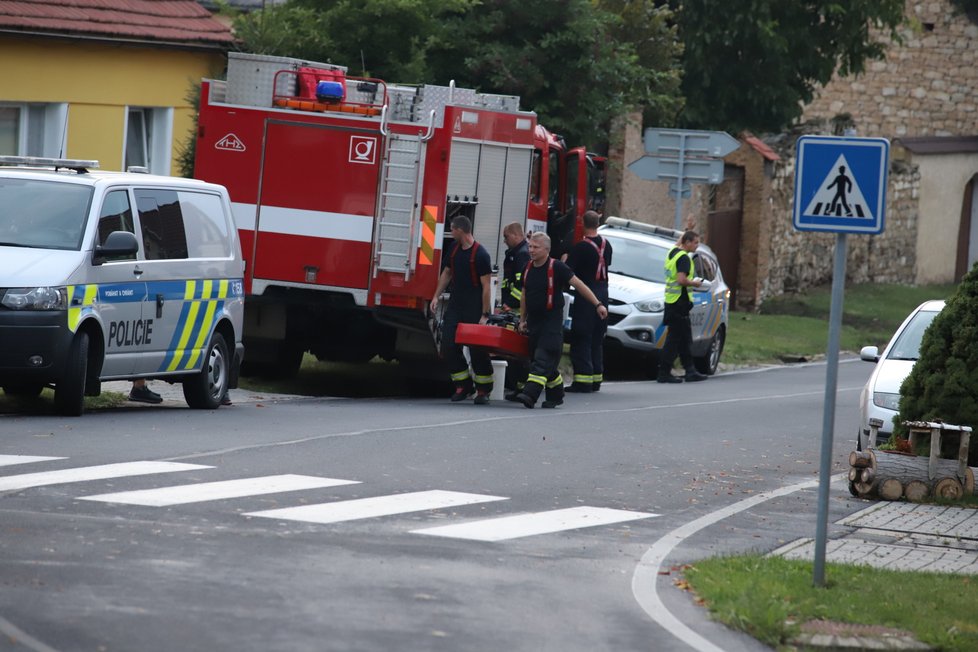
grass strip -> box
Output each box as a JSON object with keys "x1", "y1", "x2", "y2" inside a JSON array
[{"x1": 684, "y1": 554, "x2": 978, "y2": 651}]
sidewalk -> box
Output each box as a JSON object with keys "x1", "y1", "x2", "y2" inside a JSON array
[
  {"x1": 764, "y1": 500, "x2": 978, "y2": 650},
  {"x1": 101, "y1": 380, "x2": 310, "y2": 407}
]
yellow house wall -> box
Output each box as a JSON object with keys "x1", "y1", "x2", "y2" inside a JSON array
[
  {"x1": 913, "y1": 152, "x2": 978, "y2": 284},
  {"x1": 0, "y1": 36, "x2": 225, "y2": 174}
]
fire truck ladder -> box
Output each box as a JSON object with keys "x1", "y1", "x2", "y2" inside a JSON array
[{"x1": 373, "y1": 109, "x2": 435, "y2": 279}]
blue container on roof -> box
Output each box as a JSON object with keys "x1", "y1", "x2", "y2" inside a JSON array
[{"x1": 316, "y1": 81, "x2": 345, "y2": 102}]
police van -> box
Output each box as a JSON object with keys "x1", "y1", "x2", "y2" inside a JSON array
[{"x1": 0, "y1": 156, "x2": 245, "y2": 415}]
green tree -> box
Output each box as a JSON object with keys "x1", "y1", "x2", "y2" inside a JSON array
[
  {"x1": 898, "y1": 265, "x2": 978, "y2": 464},
  {"x1": 428, "y1": 0, "x2": 682, "y2": 146},
  {"x1": 674, "y1": 0, "x2": 905, "y2": 133}
]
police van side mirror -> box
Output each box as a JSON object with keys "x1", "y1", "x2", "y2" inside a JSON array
[{"x1": 93, "y1": 231, "x2": 139, "y2": 264}]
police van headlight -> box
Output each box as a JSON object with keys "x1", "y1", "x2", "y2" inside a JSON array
[
  {"x1": 633, "y1": 298, "x2": 664, "y2": 313},
  {"x1": 1, "y1": 287, "x2": 68, "y2": 310}
]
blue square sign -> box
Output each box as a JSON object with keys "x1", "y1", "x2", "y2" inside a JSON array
[{"x1": 793, "y1": 136, "x2": 889, "y2": 234}]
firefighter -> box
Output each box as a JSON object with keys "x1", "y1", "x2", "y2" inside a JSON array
[
  {"x1": 516, "y1": 232, "x2": 608, "y2": 409},
  {"x1": 500, "y1": 221, "x2": 530, "y2": 399},
  {"x1": 565, "y1": 210, "x2": 612, "y2": 393},
  {"x1": 658, "y1": 230, "x2": 708, "y2": 383},
  {"x1": 501, "y1": 222, "x2": 529, "y2": 312},
  {"x1": 431, "y1": 216, "x2": 495, "y2": 403}
]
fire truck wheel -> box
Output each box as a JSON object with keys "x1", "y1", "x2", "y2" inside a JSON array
[
  {"x1": 54, "y1": 331, "x2": 89, "y2": 417},
  {"x1": 183, "y1": 333, "x2": 230, "y2": 409}
]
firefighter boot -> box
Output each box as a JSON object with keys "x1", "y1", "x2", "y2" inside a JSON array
[
  {"x1": 515, "y1": 380, "x2": 543, "y2": 409},
  {"x1": 450, "y1": 379, "x2": 475, "y2": 402},
  {"x1": 473, "y1": 386, "x2": 492, "y2": 405},
  {"x1": 592, "y1": 374, "x2": 602, "y2": 392},
  {"x1": 542, "y1": 382, "x2": 564, "y2": 409},
  {"x1": 564, "y1": 382, "x2": 592, "y2": 393},
  {"x1": 684, "y1": 367, "x2": 708, "y2": 382}
]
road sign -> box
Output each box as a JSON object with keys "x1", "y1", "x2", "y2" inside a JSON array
[
  {"x1": 793, "y1": 136, "x2": 890, "y2": 234},
  {"x1": 627, "y1": 156, "x2": 724, "y2": 184},
  {"x1": 644, "y1": 128, "x2": 740, "y2": 159}
]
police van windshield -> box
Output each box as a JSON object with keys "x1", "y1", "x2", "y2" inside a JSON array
[
  {"x1": 0, "y1": 178, "x2": 93, "y2": 251},
  {"x1": 602, "y1": 233, "x2": 668, "y2": 284}
]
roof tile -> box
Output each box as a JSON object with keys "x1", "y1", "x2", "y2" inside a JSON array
[{"x1": 0, "y1": 0, "x2": 234, "y2": 47}]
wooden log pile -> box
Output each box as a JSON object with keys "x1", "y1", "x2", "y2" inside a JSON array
[{"x1": 848, "y1": 449, "x2": 977, "y2": 501}]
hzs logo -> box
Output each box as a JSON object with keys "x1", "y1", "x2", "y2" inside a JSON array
[{"x1": 349, "y1": 136, "x2": 377, "y2": 165}]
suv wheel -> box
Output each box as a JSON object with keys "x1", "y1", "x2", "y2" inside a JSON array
[
  {"x1": 183, "y1": 333, "x2": 229, "y2": 409},
  {"x1": 694, "y1": 326, "x2": 725, "y2": 376}
]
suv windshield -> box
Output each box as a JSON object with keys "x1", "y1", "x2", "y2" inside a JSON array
[
  {"x1": 0, "y1": 178, "x2": 93, "y2": 250},
  {"x1": 602, "y1": 233, "x2": 668, "y2": 283},
  {"x1": 887, "y1": 309, "x2": 940, "y2": 361}
]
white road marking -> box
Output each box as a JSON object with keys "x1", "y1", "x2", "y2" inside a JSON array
[
  {"x1": 0, "y1": 455, "x2": 65, "y2": 468},
  {"x1": 413, "y1": 506, "x2": 658, "y2": 541},
  {"x1": 0, "y1": 461, "x2": 211, "y2": 492},
  {"x1": 245, "y1": 490, "x2": 507, "y2": 525},
  {"x1": 631, "y1": 474, "x2": 844, "y2": 652},
  {"x1": 79, "y1": 474, "x2": 359, "y2": 506}
]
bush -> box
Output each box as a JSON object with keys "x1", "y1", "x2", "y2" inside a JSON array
[{"x1": 897, "y1": 264, "x2": 978, "y2": 464}]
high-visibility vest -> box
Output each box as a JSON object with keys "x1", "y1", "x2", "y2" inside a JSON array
[{"x1": 664, "y1": 247, "x2": 694, "y2": 304}]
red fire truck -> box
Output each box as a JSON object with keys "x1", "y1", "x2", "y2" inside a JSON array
[{"x1": 194, "y1": 53, "x2": 604, "y2": 377}]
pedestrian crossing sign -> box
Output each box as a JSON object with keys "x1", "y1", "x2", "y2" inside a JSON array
[{"x1": 793, "y1": 136, "x2": 889, "y2": 234}]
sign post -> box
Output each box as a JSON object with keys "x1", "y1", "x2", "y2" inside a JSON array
[
  {"x1": 628, "y1": 128, "x2": 739, "y2": 230},
  {"x1": 793, "y1": 135, "x2": 889, "y2": 587}
]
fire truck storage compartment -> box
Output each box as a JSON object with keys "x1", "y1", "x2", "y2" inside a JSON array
[
  {"x1": 253, "y1": 120, "x2": 378, "y2": 290},
  {"x1": 445, "y1": 139, "x2": 532, "y2": 264},
  {"x1": 226, "y1": 52, "x2": 347, "y2": 107}
]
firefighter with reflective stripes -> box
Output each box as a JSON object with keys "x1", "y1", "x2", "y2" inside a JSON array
[
  {"x1": 565, "y1": 210, "x2": 612, "y2": 393},
  {"x1": 501, "y1": 221, "x2": 530, "y2": 398},
  {"x1": 501, "y1": 222, "x2": 529, "y2": 312},
  {"x1": 431, "y1": 216, "x2": 495, "y2": 403},
  {"x1": 515, "y1": 232, "x2": 608, "y2": 409},
  {"x1": 658, "y1": 230, "x2": 708, "y2": 383}
]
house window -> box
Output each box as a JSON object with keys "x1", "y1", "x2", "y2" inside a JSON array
[
  {"x1": 124, "y1": 107, "x2": 173, "y2": 175},
  {"x1": 0, "y1": 103, "x2": 69, "y2": 156}
]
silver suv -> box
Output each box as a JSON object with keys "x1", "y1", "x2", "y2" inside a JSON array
[
  {"x1": 575, "y1": 217, "x2": 730, "y2": 377},
  {"x1": 0, "y1": 156, "x2": 245, "y2": 415}
]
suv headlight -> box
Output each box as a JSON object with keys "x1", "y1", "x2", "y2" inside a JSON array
[
  {"x1": 634, "y1": 298, "x2": 664, "y2": 313},
  {"x1": 1, "y1": 287, "x2": 68, "y2": 310},
  {"x1": 873, "y1": 392, "x2": 900, "y2": 411}
]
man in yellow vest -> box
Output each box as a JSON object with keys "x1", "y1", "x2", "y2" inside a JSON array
[{"x1": 658, "y1": 230, "x2": 708, "y2": 383}]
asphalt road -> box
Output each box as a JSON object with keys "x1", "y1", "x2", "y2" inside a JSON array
[{"x1": 0, "y1": 359, "x2": 874, "y2": 652}]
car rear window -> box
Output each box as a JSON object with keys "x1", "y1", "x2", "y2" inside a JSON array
[{"x1": 0, "y1": 178, "x2": 93, "y2": 250}]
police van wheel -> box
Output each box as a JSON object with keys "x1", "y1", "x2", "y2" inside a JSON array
[
  {"x1": 54, "y1": 331, "x2": 89, "y2": 417},
  {"x1": 3, "y1": 383, "x2": 44, "y2": 398},
  {"x1": 183, "y1": 334, "x2": 229, "y2": 409}
]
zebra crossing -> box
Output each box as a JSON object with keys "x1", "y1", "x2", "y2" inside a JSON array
[{"x1": 0, "y1": 454, "x2": 658, "y2": 542}]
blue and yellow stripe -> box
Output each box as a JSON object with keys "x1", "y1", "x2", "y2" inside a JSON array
[{"x1": 159, "y1": 279, "x2": 230, "y2": 372}]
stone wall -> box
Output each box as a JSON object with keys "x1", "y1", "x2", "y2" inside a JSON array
[
  {"x1": 803, "y1": 1, "x2": 978, "y2": 139},
  {"x1": 757, "y1": 134, "x2": 920, "y2": 305}
]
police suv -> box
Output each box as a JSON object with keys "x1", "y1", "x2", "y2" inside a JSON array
[
  {"x1": 565, "y1": 217, "x2": 729, "y2": 377},
  {"x1": 0, "y1": 157, "x2": 245, "y2": 415}
]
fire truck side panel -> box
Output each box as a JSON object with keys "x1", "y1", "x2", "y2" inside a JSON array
[{"x1": 253, "y1": 120, "x2": 378, "y2": 290}]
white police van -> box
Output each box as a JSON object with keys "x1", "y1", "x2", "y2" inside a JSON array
[{"x1": 0, "y1": 156, "x2": 245, "y2": 415}]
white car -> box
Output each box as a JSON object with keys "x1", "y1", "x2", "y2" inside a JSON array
[
  {"x1": 857, "y1": 299, "x2": 945, "y2": 446},
  {"x1": 565, "y1": 217, "x2": 730, "y2": 377}
]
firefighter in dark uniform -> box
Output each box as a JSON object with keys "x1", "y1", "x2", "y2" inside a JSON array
[
  {"x1": 500, "y1": 221, "x2": 530, "y2": 398},
  {"x1": 658, "y1": 230, "x2": 708, "y2": 383},
  {"x1": 431, "y1": 216, "x2": 495, "y2": 403},
  {"x1": 565, "y1": 210, "x2": 612, "y2": 393},
  {"x1": 516, "y1": 232, "x2": 608, "y2": 409},
  {"x1": 501, "y1": 221, "x2": 530, "y2": 312}
]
